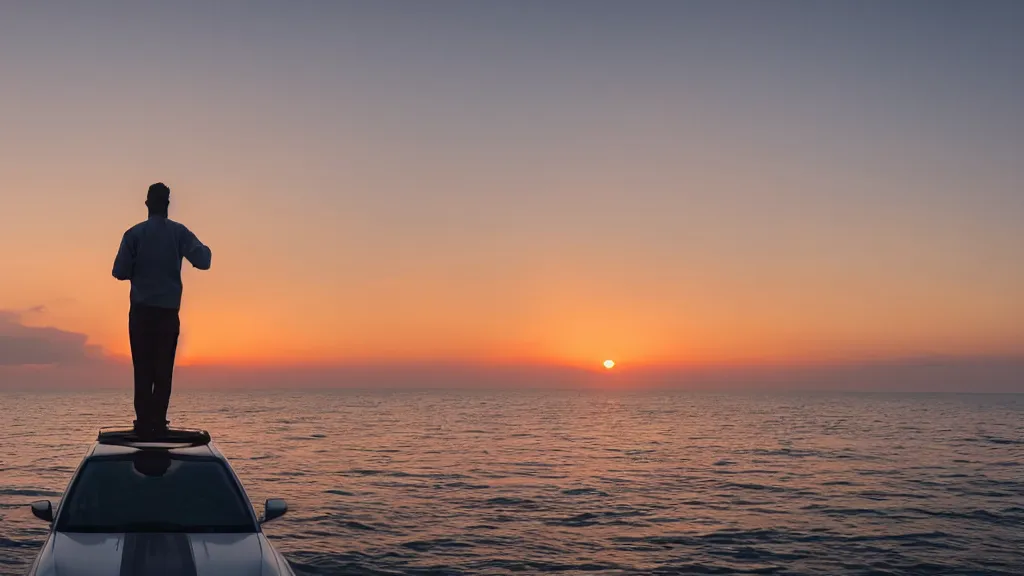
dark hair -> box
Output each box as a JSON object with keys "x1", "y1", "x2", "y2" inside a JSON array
[{"x1": 146, "y1": 182, "x2": 170, "y2": 215}]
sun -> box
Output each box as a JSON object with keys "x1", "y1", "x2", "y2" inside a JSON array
[{"x1": 603, "y1": 359, "x2": 615, "y2": 370}]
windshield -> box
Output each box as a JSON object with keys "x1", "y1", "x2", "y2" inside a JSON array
[{"x1": 56, "y1": 451, "x2": 257, "y2": 533}]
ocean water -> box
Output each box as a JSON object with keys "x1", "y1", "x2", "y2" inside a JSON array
[{"x1": 0, "y1": 389, "x2": 1021, "y2": 575}]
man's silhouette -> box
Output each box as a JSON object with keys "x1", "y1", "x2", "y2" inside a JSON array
[{"x1": 112, "y1": 183, "x2": 211, "y2": 434}]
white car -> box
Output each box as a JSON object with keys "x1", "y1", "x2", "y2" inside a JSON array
[{"x1": 25, "y1": 427, "x2": 295, "y2": 576}]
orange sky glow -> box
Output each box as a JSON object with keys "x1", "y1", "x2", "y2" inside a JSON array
[{"x1": 1, "y1": 3, "x2": 1022, "y2": 389}]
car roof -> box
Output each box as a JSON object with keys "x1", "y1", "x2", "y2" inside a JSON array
[
  {"x1": 88, "y1": 442, "x2": 220, "y2": 458},
  {"x1": 87, "y1": 427, "x2": 227, "y2": 460}
]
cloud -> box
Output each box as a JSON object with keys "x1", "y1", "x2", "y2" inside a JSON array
[
  {"x1": 623, "y1": 356, "x2": 1024, "y2": 393},
  {"x1": 0, "y1": 310, "x2": 105, "y2": 366}
]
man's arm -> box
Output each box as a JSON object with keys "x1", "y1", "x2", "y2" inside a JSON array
[
  {"x1": 180, "y1": 226, "x2": 212, "y2": 270},
  {"x1": 111, "y1": 230, "x2": 134, "y2": 280}
]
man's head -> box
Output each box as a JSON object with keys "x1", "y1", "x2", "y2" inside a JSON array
[{"x1": 146, "y1": 182, "x2": 170, "y2": 216}]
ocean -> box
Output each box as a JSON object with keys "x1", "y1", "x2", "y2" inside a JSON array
[{"x1": 0, "y1": 389, "x2": 1021, "y2": 575}]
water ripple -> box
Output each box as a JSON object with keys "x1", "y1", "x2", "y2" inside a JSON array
[{"x1": 1, "y1": 390, "x2": 1022, "y2": 575}]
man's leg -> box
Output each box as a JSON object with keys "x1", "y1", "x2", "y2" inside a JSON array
[
  {"x1": 128, "y1": 305, "x2": 158, "y2": 428},
  {"x1": 151, "y1": 308, "x2": 180, "y2": 429}
]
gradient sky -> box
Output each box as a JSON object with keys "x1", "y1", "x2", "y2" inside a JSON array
[{"x1": 1, "y1": 1, "x2": 1022, "y2": 381}]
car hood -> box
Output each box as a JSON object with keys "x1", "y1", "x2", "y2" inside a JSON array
[{"x1": 36, "y1": 531, "x2": 285, "y2": 576}]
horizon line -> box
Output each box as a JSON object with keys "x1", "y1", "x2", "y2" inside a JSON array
[{"x1": 118, "y1": 351, "x2": 1024, "y2": 372}]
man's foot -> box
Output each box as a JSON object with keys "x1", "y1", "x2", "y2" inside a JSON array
[{"x1": 132, "y1": 419, "x2": 166, "y2": 438}]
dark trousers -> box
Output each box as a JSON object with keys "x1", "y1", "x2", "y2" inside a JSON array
[{"x1": 129, "y1": 304, "x2": 180, "y2": 427}]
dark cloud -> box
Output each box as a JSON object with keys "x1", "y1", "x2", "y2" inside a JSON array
[
  {"x1": 624, "y1": 356, "x2": 1024, "y2": 393},
  {"x1": 0, "y1": 310, "x2": 104, "y2": 366}
]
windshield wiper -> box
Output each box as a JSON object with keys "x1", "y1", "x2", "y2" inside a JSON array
[
  {"x1": 120, "y1": 522, "x2": 190, "y2": 532},
  {"x1": 61, "y1": 522, "x2": 255, "y2": 533},
  {"x1": 178, "y1": 524, "x2": 256, "y2": 533},
  {"x1": 62, "y1": 521, "x2": 189, "y2": 533}
]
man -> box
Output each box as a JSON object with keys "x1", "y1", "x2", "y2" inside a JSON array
[{"x1": 112, "y1": 183, "x2": 211, "y2": 434}]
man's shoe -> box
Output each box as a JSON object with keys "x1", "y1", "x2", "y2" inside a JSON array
[{"x1": 133, "y1": 419, "x2": 162, "y2": 439}]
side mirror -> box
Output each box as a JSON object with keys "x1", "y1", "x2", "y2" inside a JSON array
[
  {"x1": 262, "y1": 498, "x2": 287, "y2": 523},
  {"x1": 31, "y1": 500, "x2": 53, "y2": 522}
]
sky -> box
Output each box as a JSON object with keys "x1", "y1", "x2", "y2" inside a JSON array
[{"x1": 1, "y1": 1, "x2": 1022, "y2": 390}]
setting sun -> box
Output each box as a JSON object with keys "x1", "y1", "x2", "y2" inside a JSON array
[{"x1": 603, "y1": 360, "x2": 615, "y2": 369}]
